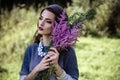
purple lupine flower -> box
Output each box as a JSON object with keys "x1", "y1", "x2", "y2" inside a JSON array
[{"x1": 51, "y1": 10, "x2": 83, "y2": 51}]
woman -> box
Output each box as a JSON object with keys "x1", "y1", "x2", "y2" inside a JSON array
[{"x1": 20, "y1": 4, "x2": 79, "y2": 80}]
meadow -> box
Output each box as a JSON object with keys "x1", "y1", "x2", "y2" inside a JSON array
[
  {"x1": 0, "y1": 2, "x2": 120, "y2": 80},
  {"x1": 1, "y1": 35, "x2": 120, "y2": 80}
]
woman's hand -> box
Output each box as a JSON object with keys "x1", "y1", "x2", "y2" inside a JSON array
[
  {"x1": 34, "y1": 54, "x2": 52, "y2": 72},
  {"x1": 24, "y1": 54, "x2": 53, "y2": 80},
  {"x1": 47, "y1": 47, "x2": 60, "y2": 67},
  {"x1": 34, "y1": 47, "x2": 63, "y2": 77},
  {"x1": 34, "y1": 47, "x2": 59, "y2": 73}
]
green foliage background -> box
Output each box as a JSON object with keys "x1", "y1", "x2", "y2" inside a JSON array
[{"x1": 0, "y1": 0, "x2": 120, "y2": 80}]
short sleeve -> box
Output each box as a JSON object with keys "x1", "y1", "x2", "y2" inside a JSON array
[{"x1": 19, "y1": 45, "x2": 32, "y2": 75}]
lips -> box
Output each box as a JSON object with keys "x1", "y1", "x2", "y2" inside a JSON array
[{"x1": 38, "y1": 27, "x2": 44, "y2": 30}]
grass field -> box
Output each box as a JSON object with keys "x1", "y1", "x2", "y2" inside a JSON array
[
  {"x1": 0, "y1": 36, "x2": 120, "y2": 80},
  {"x1": 75, "y1": 37, "x2": 120, "y2": 80}
]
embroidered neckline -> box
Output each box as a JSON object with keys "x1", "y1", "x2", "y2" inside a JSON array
[{"x1": 38, "y1": 41, "x2": 48, "y2": 57}]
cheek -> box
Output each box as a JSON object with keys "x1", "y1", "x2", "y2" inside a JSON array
[
  {"x1": 45, "y1": 23, "x2": 54, "y2": 31},
  {"x1": 43, "y1": 22, "x2": 54, "y2": 34},
  {"x1": 45, "y1": 25, "x2": 52, "y2": 33}
]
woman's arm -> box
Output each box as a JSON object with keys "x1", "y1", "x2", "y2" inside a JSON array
[
  {"x1": 24, "y1": 68, "x2": 39, "y2": 80},
  {"x1": 55, "y1": 64, "x2": 76, "y2": 80}
]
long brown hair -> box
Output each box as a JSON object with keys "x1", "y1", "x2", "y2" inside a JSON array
[{"x1": 33, "y1": 4, "x2": 67, "y2": 44}]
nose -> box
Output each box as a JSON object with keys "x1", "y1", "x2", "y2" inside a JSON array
[{"x1": 39, "y1": 20, "x2": 44, "y2": 26}]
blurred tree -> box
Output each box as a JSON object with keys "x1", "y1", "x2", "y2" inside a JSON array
[
  {"x1": 0, "y1": 0, "x2": 73, "y2": 12},
  {"x1": 107, "y1": 1, "x2": 120, "y2": 36},
  {"x1": 88, "y1": 0, "x2": 120, "y2": 37}
]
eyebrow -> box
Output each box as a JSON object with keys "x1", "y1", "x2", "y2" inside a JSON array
[{"x1": 39, "y1": 15, "x2": 53, "y2": 21}]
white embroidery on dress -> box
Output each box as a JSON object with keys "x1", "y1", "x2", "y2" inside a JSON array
[{"x1": 38, "y1": 41, "x2": 47, "y2": 57}]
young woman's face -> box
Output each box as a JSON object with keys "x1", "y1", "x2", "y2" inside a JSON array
[{"x1": 38, "y1": 9, "x2": 55, "y2": 36}]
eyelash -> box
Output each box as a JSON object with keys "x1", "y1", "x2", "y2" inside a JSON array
[
  {"x1": 39, "y1": 17, "x2": 52, "y2": 24},
  {"x1": 46, "y1": 21, "x2": 52, "y2": 24}
]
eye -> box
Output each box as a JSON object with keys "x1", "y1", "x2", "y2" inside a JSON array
[{"x1": 46, "y1": 20, "x2": 52, "y2": 24}]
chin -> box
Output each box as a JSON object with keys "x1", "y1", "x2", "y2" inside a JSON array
[
  {"x1": 37, "y1": 30, "x2": 43, "y2": 34},
  {"x1": 38, "y1": 32, "x2": 50, "y2": 36}
]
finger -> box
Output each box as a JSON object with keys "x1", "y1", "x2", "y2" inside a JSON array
[
  {"x1": 42, "y1": 54, "x2": 54, "y2": 63},
  {"x1": 44, "y1": 62, "x2": 50, "y2": 66},
  {"x1": 50, "y1": 47, "x2": 59, "y2": 54},
  {"x1": 43, "y1": 54, "x2": 51, "y2": 60},
  {"x1": 47, "y1": 53, "x2": 57, "y2": 60},
  {"x1": 45, "y1": 58, "x2": 52, "y2": 63},
  {"x1": 49, "y1": 48, "x2": 56, "y2": 53},
  {"x1": 49, "y1": 60, "x2": 55, "y2": 65},
  {"x1": 44, "y1": 65, "x2": 50, "y2": 69},
  {"x1": 47, "y1": 52, "x2": 55, "y2": 57}
]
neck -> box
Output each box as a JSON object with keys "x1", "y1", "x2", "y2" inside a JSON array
[{"x1": 42, "y1": 35, "x2": 51, "y2": 46}]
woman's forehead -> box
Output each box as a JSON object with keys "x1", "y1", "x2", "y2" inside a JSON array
[{"x1": 41, "y1": 9, "x2": 55, "y2": 20}]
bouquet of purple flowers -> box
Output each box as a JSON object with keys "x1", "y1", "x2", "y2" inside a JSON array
[{"x1": 51, "y1": 10, "x2": 83, "y2": 51}]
